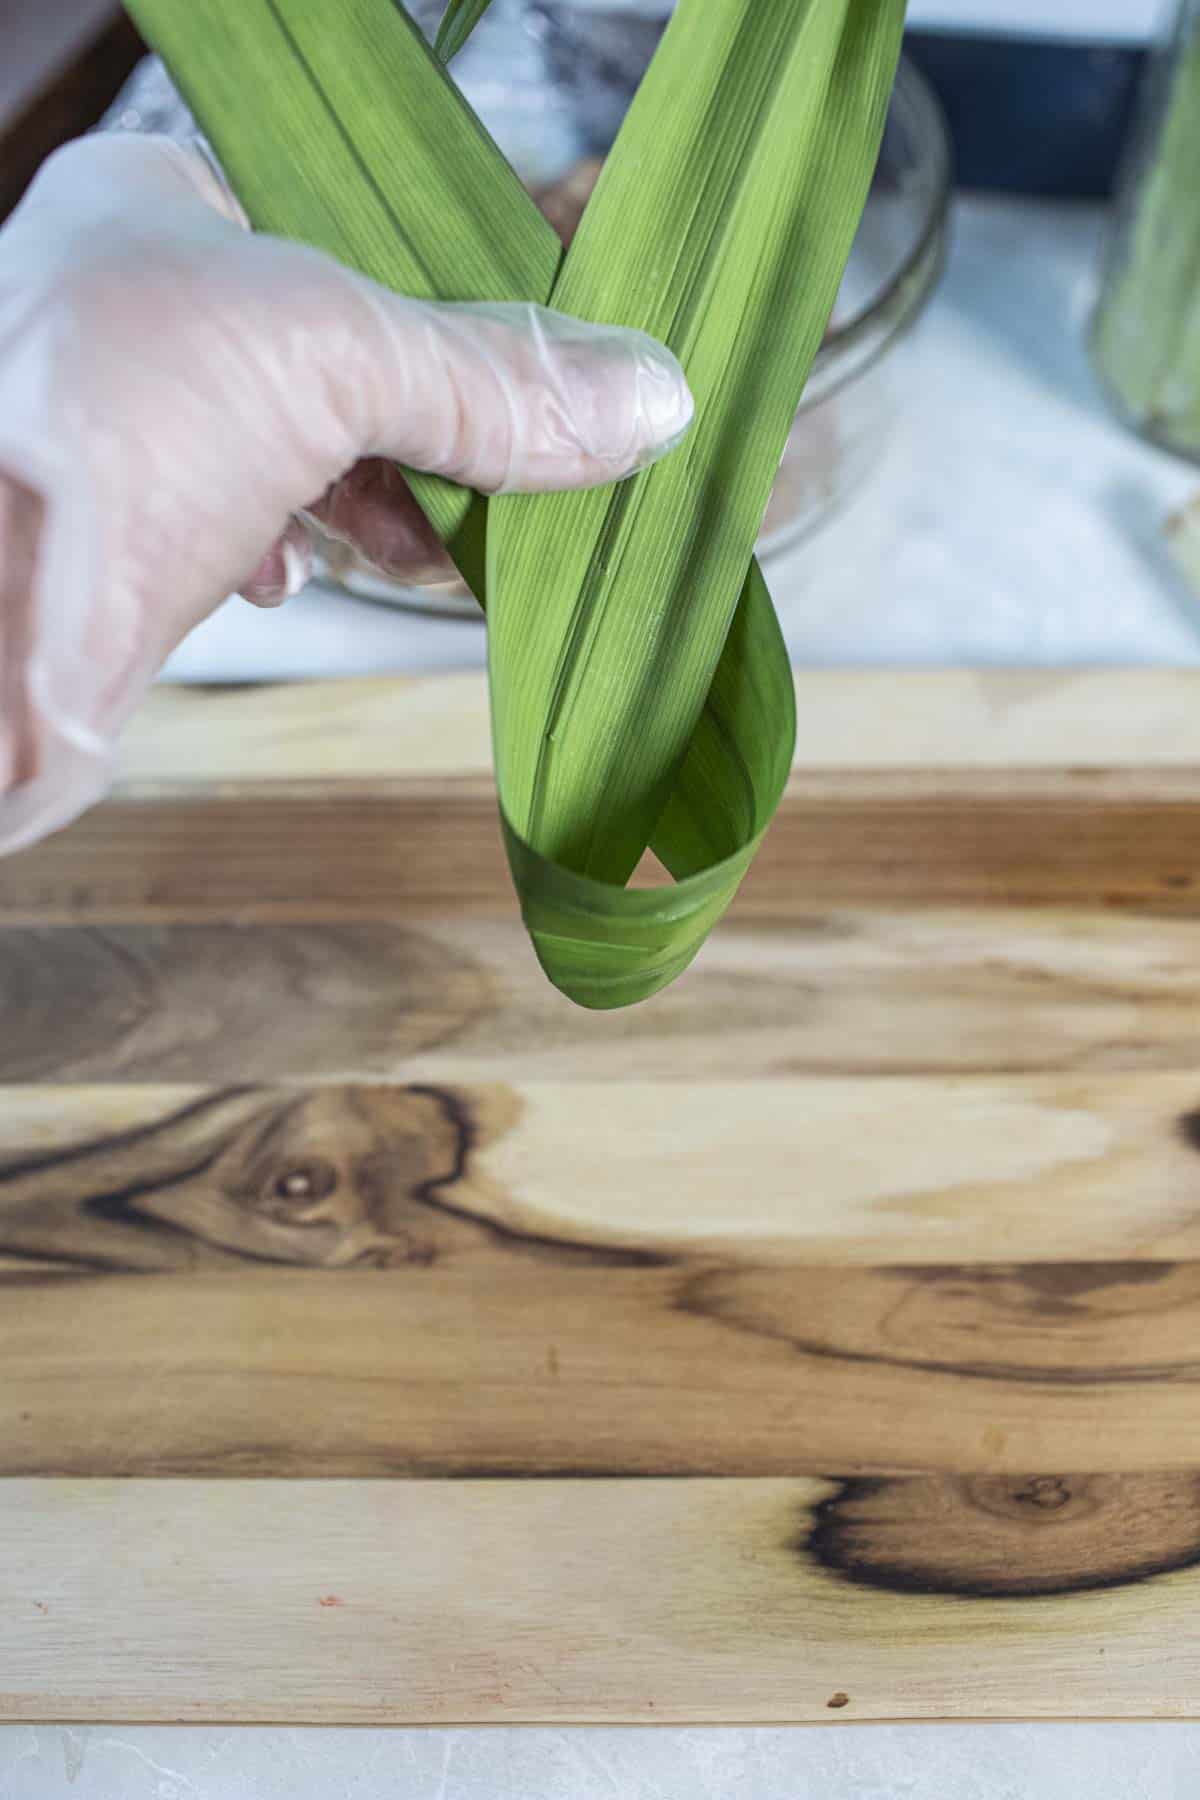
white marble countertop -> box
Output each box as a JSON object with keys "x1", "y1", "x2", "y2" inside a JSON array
[{"x1": 19, "y1": 194, "x2": 1200, "y2": 1796}]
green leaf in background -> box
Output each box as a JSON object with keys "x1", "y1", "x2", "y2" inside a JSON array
[
  {"x1": 125, "y1": 0, "x2": 903, "y2": 1007},
  {"x1": 433, "y1": 0, "x2": 494, "y2": 62},
  {"x1": 1091, "y1": 18, "x2": 1200, "y2": 456}
]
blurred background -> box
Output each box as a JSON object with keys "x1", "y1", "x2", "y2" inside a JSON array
[
  {"x1": 1, "y1": 0, "x2": 1162, "y2": 213},
  {"x1": 4, "y1": 0, "x2": 1197, "y2": 668}
]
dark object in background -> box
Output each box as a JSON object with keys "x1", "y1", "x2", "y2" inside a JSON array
[
  {"x1": 0, "y1": 7, "x2": 1151, "y2": 225},
  {"x1": 1, "y1": 3, "x2": 146, "y2": 222},
  {"x1": 536, "y1": 4, "x2": 668, "y2": 153},
  {"x1": 537, "y1": 4, "x2": 1145, "y2": 201},
  {"x1": 904, "y1": 31, "x2": 1146, "y2": 199}
]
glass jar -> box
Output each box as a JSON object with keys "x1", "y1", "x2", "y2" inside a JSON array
[
  {"x1": 316, "y1": 9, "x2": 951, "y2": 616},
  {"x1": 1090, "y1": 0, "x2": 1200, "y2": 460}
]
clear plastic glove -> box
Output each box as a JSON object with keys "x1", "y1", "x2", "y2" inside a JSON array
[{"x1": 0, "y1": 133, "x2": 692, "y2": 854}]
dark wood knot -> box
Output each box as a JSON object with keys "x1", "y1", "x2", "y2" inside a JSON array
[
  {"x1": 261, "y1": 1158, "x2": 339, "y2": 1217},
  {"x1": 807, "y1": 1472, "x2": 1200, "y2": 1598}
]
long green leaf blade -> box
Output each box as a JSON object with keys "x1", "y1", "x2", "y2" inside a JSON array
[
  {"x1": 434, "y1": 0, "x2": 494, "y2": 62},
  {"x1": 489, "y1": 0, "x2": 903, "y2": 885},
  {"x1": 126, "y1": 0, "x2": 559, "y2": 563},
  {"x1": 125, "y1": 0, "x2": 900, "y2": 1008},
  {"x1": 487, "y1": 0, "x2": 903, "y2": 999}
]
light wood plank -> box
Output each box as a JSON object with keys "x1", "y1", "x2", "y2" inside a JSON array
[
  {"x1": 5, "y1": 1477, "x2": 1200, "y2": 1722},
  {"x1": 5, "y1": 1080, "x2": 1200, "y2": 1477},
  {"x1": 8, "y1": 671, "x2": 1200, "y2": 1723},
  {"x1": 8, "y1": 770, "x2": 1200, "y2": 923},
  {"x1": 13, "y1": 673, "x2": 1200, "y2": 924},
  {"x1": 4, "y1": 1074, "x2": 1200, "y2": 1270},
  {"x1": 123, "y1": 671, "x2": 1200, "y2": 781},
  {"x1": 11, "y1": 909, "x2": 1200, "y2": 1084},
  {"x1": 8, "y1": 1258, "x2": 1200, "y2": 1477}
]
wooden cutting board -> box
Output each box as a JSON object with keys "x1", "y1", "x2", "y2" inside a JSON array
[{"x1": 6, "y1": 668, "x2": 1200, "y2": 1723}]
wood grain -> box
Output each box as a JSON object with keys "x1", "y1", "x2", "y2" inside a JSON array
[
  {"x1": 5, "y1": 1079, "x2": 1200, "y2": 1478},
  {"x1": 11, "y1": 908, "x2": 1200, "y2": 1082},
  {"x1": 6, "y1": 1073, "x2": 1200, "y2": 1269},
  {"x1": 7, "y1": 1476, "x2": 1200, "y2": 1722},
  {"x1": 111, "y1": 671, "x2": 1200, "y2": 780},
  {"x1": 0, "y1": 923, "x2": 490, "y2": 1082},
  {"x1": 11, "y1": 672, "x2": 1200, "y2": 924},
  {"x1": 10, "y1": 770, "x2": 1200, "y2": 922},
  {"x1": 7, "y1": 672, "x2": 1200, "y2": 1721}
]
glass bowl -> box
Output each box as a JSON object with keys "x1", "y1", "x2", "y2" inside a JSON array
[{"x1": 314, "y1": 26, "x2": 951, "y2": 617}]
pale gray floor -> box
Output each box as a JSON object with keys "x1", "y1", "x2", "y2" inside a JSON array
[{"x1": 3, "y1": 1722, "x2": 1200, "y2": 1798}]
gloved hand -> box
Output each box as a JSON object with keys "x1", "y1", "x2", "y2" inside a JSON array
[{"x1": 0, "y1": 133, "x2": 692, "y2": 854}]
